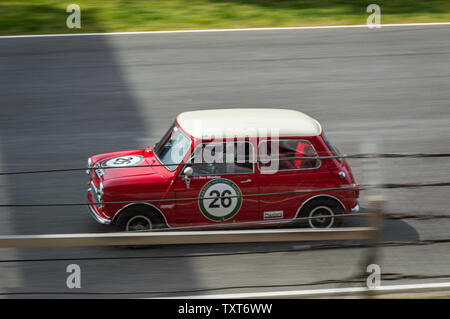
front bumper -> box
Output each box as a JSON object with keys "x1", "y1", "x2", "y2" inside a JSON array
[{"x1": 87, "y1": 188, "x2": 111, "y2": 225}]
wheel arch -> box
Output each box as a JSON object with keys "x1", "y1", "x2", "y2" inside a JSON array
[
  {"x1": 112, "y1": 203, "x2": 169, "y2": 227},
  {"x1": 295, "y1": 194, "x2": 346, "y2": 218}
]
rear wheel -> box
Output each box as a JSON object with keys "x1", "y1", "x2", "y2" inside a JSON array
[{"x1": 297, "y1": 198, "x2": 344, "y2": 228}]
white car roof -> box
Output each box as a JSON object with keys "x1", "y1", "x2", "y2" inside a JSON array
[{"x1": 177, "y1": 108, "x2": 322, "y2": 139}]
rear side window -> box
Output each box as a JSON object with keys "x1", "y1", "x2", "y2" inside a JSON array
[
  {"x1": 321, "y1": 132, "x2": 342, "y2": 162},
  {"x1": 258, "y1": 139, "x2": 320, "y2": 171}
]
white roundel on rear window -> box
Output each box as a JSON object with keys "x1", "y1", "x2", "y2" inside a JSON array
[
  {"x1": 102, "y1": 155, "x2": 145, "y2": 168},
  {"x1": 198, "y1": 178, "x2": 242, "y2": 222}
]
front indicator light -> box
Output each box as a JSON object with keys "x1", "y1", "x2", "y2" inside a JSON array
[{"x1": 354, "y1": 184, "x2": 360, "y2": 198}]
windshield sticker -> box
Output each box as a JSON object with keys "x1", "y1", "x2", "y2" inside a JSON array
[
  {"x1": 102, "y1": 155, "x2": 145, "y2": 168},
  {"x1": 198, "y1": 178, "x2": 242, "y2": 222}
]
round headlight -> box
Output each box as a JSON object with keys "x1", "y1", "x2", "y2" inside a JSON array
[{"x1": 86, "y1": 157, "x2": 93, "y2": 175}]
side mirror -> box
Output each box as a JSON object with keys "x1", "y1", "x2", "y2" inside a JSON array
[
  {"x1": 182, "y1": 166, "x2": 193, "y2": 189},
  {"x1": 183, "y1": 166, "x2": 194, "y2": 177}
]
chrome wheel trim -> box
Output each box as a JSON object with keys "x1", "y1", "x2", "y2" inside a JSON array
[
  {"x1": 308, "y1": 206, "x2": 334, "y2": 228},
  {"x1": 126, "y1": 215, "x2": 153, "y2": 232}
]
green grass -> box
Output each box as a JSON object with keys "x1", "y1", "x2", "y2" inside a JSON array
[{"x1": 1, "y1": 0, "x2": 450, "y2": 35}]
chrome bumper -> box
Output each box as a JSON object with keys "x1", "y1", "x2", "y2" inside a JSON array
[
  {"x1": 87, "y1": 188, "x2": 111, "y2": 225},
  {"x1": 351, "y1": 203, "x2": 360, "y2": 213}
]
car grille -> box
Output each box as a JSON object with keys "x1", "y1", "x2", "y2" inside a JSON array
[{"x1": 90, "y1": 183, "x2": 102, "y2": 207}]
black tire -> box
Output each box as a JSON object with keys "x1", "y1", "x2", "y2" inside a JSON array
[
  {"x1": 116, "y1": 206, "x2": 166, "y2": 232},
  {"x1": 297, "y1": 198, "x2": 345, "y2": 228}
]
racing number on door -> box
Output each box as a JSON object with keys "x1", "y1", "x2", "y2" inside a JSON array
[
  {"x1": 198, "y1": 179, "x2": 242, "y2": 221},
  {"x1": 208, "y1": 190, "x2": 232, "y2": 208}
]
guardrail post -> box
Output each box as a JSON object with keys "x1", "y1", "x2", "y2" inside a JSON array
[
  {"x1": 339, "y1": 195, "x2": 384, "y2": 297},
  {"x1": 360, "y1": 139, "x2": 384, "y2": 297},
  {"x1": 339, "y1": 140, "x2": 385, "y2": 298},
  {"x1": 364, "y1": 195, "x2": 385, "y2": 297}
]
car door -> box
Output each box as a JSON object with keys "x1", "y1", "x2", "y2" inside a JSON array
[
  {"x1": 171, "y1": 140, "x2": 259, "y2": 227},
  {"x1": 257, "y1": 138, "x2": 327, "y2": 221}
]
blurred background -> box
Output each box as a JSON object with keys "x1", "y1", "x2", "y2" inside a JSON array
[
  {"x1": 1, "y1": 0, "x2": 450, "y2": 34},
  {"x1": 0, "y1": 0, "x2": 449, "y2": 298}
]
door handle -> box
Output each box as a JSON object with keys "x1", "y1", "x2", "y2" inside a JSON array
[{"x1": 240, "y1": 178, "x2": 252, "y2": 183}]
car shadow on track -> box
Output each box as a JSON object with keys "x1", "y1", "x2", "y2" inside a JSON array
[{"x1": 106, "y1": 209, "x2": 420, "y2": 257}]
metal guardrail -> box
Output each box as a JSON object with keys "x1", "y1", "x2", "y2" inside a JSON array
[{"x1": 0, "y1": 227, "x2": 376, "y2": 248}]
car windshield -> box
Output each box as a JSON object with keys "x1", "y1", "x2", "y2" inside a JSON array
[{"x1": 154, "y1": 124, "x2": 192, "y2": 171}]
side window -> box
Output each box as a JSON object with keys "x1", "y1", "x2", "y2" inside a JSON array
[
  {"x1": 258, "y1": 139, "x2": 320, "y2": 171},
  {"x1": 188, "y1": 141, "x2": 254, "y2": 175},
  {"x1": 322, "y1": 132, "x2": 342, "y2": 162}
]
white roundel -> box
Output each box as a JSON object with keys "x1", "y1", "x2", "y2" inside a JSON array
[
  {"x1": 198, "y1": 179, "x2": 242, "y2": 221},
  {"x1": 102, "y1": 155, "x2": 144, "y2": 168}
]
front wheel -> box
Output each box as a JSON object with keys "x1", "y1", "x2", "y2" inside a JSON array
[
  {"x1": 116, "y1": 207, "x2": 166, "y2": 232},
  {"x1": 125, "y1": 214, "x2": 153, "y2": 232}
]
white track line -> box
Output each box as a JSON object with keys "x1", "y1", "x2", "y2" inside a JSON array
[
  {"x1": 1, "y1": 22, "x2": 450, "y2": 39},
  {"x1": 161, "y1": 282, "x2": 450, "y2": 299}
]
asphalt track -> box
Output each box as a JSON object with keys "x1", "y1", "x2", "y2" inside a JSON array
[{"x1": 0, "y1": 25, "x2": 449, "y2": 297}]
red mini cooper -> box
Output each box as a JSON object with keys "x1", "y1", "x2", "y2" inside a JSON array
[{"x1": 87, "y1": 109, "x2": 359, "y2": 231}]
